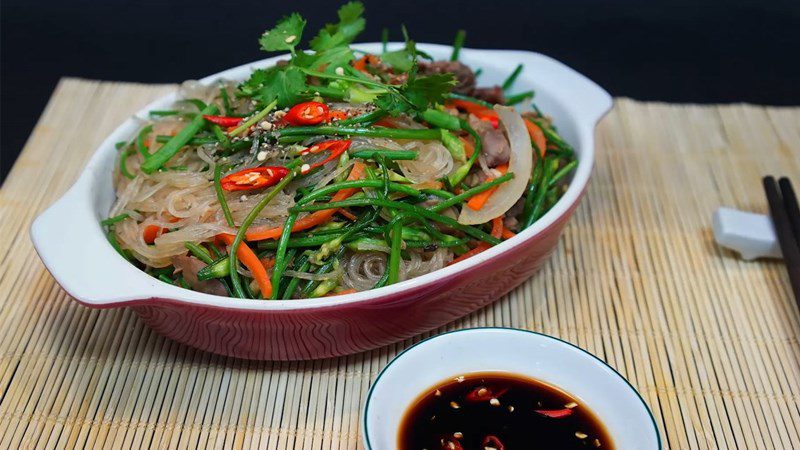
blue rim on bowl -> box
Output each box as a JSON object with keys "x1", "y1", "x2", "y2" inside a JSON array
[{"x1": 363, "y1": 327, "x2": 661, "y2": 449}]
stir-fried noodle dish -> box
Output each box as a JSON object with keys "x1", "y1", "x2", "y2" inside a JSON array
[{"x1": 104, "y1": 2, "x2": 578, "y2": 300}]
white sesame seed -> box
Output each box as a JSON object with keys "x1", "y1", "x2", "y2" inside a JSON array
[
  {"x1": 507, "y1": 405, "x2": 515, "y2": 412},
  {"x1": 301, "y1": 163, "x2": 311, "y2": 173},
  {"x1": 489, "y1": 398, "x2": 500, "y2": 407},
  {"x1": 455, "y1": 376, "x2": 465, "y2": 383},
  {"x1": 575, "y1": 431, "x2": 588, "y2": 439},
  {"x1": 259, "y1": 121, "x2": 273, "y2": 131},
  {"x1": 240, "y1": 195, "x2": 248, "y2": 201},
  {"x1": 453, "y1": 432, "x2": 463, "y2": 439},
  {"x1": 285, "y1": 35, "x2": 296, "y2": 43},
  {"x1": 449, "y1": 401, "x2": 460, "y2": 409},
  {"x1": 565, "y1": 402, "x2": 578, "y2": 409},
  {"x1": 434, "y1": 389, "x2": 442, "y2": 397},
  {"x1": 256, "y1": 151, "x2": 268, "y2": 161},
  {"x1": 335, "y1": 66, "x2": 345, "y2": 75}
]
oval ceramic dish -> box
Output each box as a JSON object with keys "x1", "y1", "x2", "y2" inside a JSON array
[
  {"x1": 31, "y1": 44, "x2": 612, "y2": 360},
  {"x1": 363, "y1": 328, "x2": 661, "y2": 449}
]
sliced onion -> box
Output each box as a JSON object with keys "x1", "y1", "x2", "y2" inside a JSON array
[{"x1": 458, "y1": 106, "x2": 533, "y2": 225}]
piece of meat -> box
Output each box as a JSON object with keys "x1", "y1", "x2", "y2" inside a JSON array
[
  {"x1": 469, "y1": 115, "x2": 511, "y2": 167},
  {"x1": 472, "y1": 85, "x2": 506, "y2": 104},
  {"x1": 172, "y1": 255, "x2": 227, "y2": 296},
  {"x1": 418, "y1": 60, "x2": 476, "y2": 94}
]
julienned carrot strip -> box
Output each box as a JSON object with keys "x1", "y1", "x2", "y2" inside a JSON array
[
  {"x1": 524, "y1": 119, "x2": 547, "y2": 157},
  {"x1": 353, "y1": 55, "x2": 379, "y2": 73},
  {"x1": 466, "y1": 164, "x2": 509, "y2": 210},
  {"x1": 447, "y1": 99, "x2": 499, "y2": 128},
  {"x1": 325, "y1": 288, "x2": 358, "y2": 297},
  {"x1": 143, "y1": 217, "x2": 179, "y2": 244},
  {"x1": 337, "y1": 209, "x2": 358, "y2": 221},
  {"x1": 501, "y1": 228, "x2": 516, "y2": 239},
  {"x1": 143, "y1": 225, "x2": 162, "y2": 244},
  {"x1": 217, "y1": 234, "x2": 272, "y2": 298},
  {"x1": 353, "y1": 56, "x2": 368, "y2": 71},
  {"x1": 460, "y1": 136, "x2": 475, "y2": 158},
  {"x1": 373, "y1": 118, "x2": 398, "y2": 128},
  {"x1": 447, "y1": 217, "x2": 505, "y2": 266},
  {"x1": 490, "y1": 217, "x2": 504, "y2": 239},
  {"x1": 447, "y1": 242, "x2": 490, "y2": 266},
  {"x1": 244, "y1": 162, "x2": 367, "y2": 241}
]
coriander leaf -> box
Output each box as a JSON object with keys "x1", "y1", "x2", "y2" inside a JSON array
[
  {"x1": 310, "y1": 1, "x2": 365, "y2": 52},
  {"x1": 374, "y1": 73, "x2": 457, "y2": 116},
  {"x1": 243, "y1": 66, "x2": 307, "y2": 108},
  {"x1": 380, "y1": 49, "x2": 414, "y2": 73},
  {"x1": 259, "y1": 13, "x2": 306, "y2": 53},
  {"x1": 373, "y1": 91, "x2": 410, "y2": 116},
  {"x1": 381, "y1": 25, "x2": 431, "y2": 73},
  {"x1": 404, "y1": 73, "x2": 456, "y2": 110},
  {"x1": 294, "y1": 46, "x2": 355, "y2": 73},
  {"x1": 238, "y1": 68, "x2": 270, "y2": 97}
]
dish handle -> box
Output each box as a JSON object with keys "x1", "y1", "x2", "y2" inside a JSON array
[
  {"x1": 30, "y1": 183, "x2": 161, "y2": 305},
  {"x1": 573, "y1": 79, "x2": 613, "y2": 130}
]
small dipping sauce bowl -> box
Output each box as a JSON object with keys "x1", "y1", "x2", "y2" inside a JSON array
[{"x1": 363, "y1": 328, "x2": 660, "y2": 449}]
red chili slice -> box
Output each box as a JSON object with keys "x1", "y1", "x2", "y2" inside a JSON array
[
  {"x1": 284, "y1": 101, "x2": 329, "y2": 126},
  {"x1": 300, "y1": 140, "x2": 352, "y2": 174},
  {"x1": 482, "y1": 435, "x2": 505, "y2": 450},
  {"x1": 465, "y1": 386, "x2": 509, "y2": 403},
  {"x1": 220, "y1": 166, "x2": 290, "y2": 191},
  {"x1": 534, "y1": 408, "x2": 574, "y2": 418},
  {"x1": 203, "y1": 115, "x2": 244, "y2": 127}
]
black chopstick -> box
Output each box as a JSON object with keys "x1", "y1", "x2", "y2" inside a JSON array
[
  {"x1": 779, "y1": 177, "x2": 800, "y2": 247},
  {"x1": 763, "y1": 176, "x2": 800, "y2": 306}
]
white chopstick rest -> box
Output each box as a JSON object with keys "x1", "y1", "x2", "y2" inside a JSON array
[{"x1": 713, "y1": 207, "x2": 782, "y2": 260}]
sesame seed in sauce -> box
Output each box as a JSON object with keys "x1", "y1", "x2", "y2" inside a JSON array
[
  {"x1": 449, "y1": 401, "x2": 460, "y2": 409},
  {"x1": 593, "y1": 439, "x2": 602, "y2": 447},
  {"x1": 489, "y1": 398, "x2": 500, "y2": 407},
  {"x1": 575, "y1": 431, "x2": 588, "y2": 439},
  {"x1": 453, "y1": 432, "x2": 463, "y2": 439},
  {"x1": 565, "y1": 402, "x2": 578, "y2": 409},
  {"x1": 455, "y1": 376, "x2": 465, "y2": 383},
  {"x1": 434, "y1": 390, "x2": 442, "y2": 397},
  {"x1": 507, "y1": 405, "x2": 515, "y2": 412}
]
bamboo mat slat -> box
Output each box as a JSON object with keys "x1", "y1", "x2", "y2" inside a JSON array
[{"x1": 1, "y1": 78, "x2": 799, "y2": 449}]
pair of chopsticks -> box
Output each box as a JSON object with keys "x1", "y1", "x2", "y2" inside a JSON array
[{"x1": 763, "y1": 176, "x2": 800, "y2": 306}]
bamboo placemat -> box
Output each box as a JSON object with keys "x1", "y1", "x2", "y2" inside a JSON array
[{"x1": 1, "y1": 78, "x2": 799, "y2": 449}]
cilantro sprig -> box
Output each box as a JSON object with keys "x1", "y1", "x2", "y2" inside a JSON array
[{"x1": 238, "y1": 1, "x2": 456, "y2": 114}]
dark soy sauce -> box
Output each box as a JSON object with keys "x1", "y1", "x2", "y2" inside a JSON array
[{"x1": 399, "y1": 372, "x2": 613, "y2": 450}]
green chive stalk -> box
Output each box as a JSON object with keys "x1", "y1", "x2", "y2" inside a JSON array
[{"x1": 141, "y1": 104, "x2": 219, "y2": 173}]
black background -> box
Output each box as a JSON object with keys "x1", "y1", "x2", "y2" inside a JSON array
[{"x1": 2, "y1": 0, "x2": 799, "y2": 183}]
